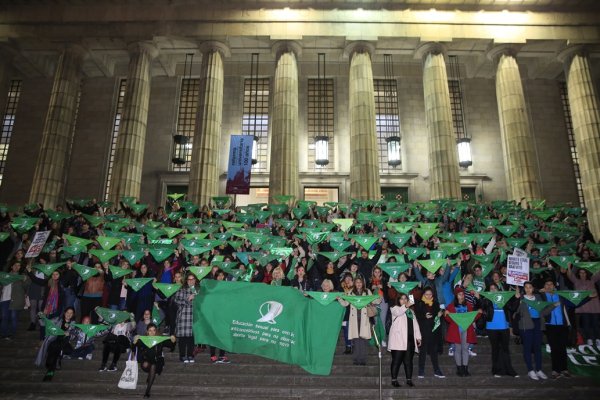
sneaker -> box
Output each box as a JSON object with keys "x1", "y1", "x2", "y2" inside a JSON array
[
  {"x1": 98, "y1": 365, "x2": 107, "y2": 372},
  {"x1": 561, "y1": 370, "x2": 571, "y2": 378},
  {"x1": 448, "y1": 348, "x2": 455, "y2": 357},
  {"x1": 434, "y1": 372, "x2": 446, "y2": 378},
  {"x1": 188, "y1": 357, "x2": 195, "y2": 364},
  {"x1": 210, "y1": 356, "x2": 218, "y2": 363},
  {"x1": 183, "y1": 359, "x2": 190, "y2": 364},
  {"x1": 494, "y1": 374, "x2": 502, "y2": 378},
  {"x1": 86, "y1": 353, "x2": 93, "y2": 361},
  {"x1": 107, "y1": 364, "x2": 117, "y2": 372},
  {"x1": 587, "y1": 339, "x2": 594, "y2": 346},
  {"x1": 468, "y1": 349, "x2": 477, "y2": 357},
  {"x1": 217, "y1": 356, "x2": 230, "y2": 364},
  {"x1": 551, "y1": 371, "x2": 561, "y2": 379},
  {"x1": 536, "y1": 370, "x2": 548, "y2": 380},
  {"x1": 417, "y1": 375, "x2": 425, "y2": 379},
  {"x1": 528, "y1": 371, "x2": 539, "y2": 381}
]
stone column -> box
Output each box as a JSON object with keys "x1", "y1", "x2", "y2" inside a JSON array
[
  {"x1": 559, "y1": 47, "x2": 600, "y2": 239},
  {"x1": 108, "y1": 42, "x2": 157, "y2": 204},
  {"x1": 29, "y1": 46, "x2": 85, "y2": 209},
  {"x1": 269, "y1": 43, "x2": 300, "y2": 203},
  {"x1": 417, "y1": 43, "x2": 461, "y2": 200},
  {"x1": 348, "y1": 44, "x2": 380, "y2": 201},
  {"x1": 188, "y1": 42, "x2": 228, "y2": 206},
  {"x1": 491, "y1": 47, "x2": 541, "y2": 203}
]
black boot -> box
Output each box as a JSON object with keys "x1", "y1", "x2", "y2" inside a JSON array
[
  {"x1": 391, "y1": 379, "x2": 401, "y2": 387},
  {"x1": 457, "y1": 366, "x2": 464, "y2": 377},
  {"x1": 406, "y1": 379, "x2": 414, "y2": 387},
  {"x1": 464, "y1": 366, "x2": 471, "y2": 377},
  {"x1": 344, "y1": 346, "x2": 352, "y2": 354},
  {"x1": 27, "y1": 323, "x2": 36, "y2": 331}
]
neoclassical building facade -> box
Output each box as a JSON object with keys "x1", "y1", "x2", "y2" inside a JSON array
[{"x1": 0, "y1": 0, "x2": 599, "y2": 233}]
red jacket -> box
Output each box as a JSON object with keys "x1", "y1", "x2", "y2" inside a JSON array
[{"x1": 444, "y1": 302, "x2": 480, "y2": 344}]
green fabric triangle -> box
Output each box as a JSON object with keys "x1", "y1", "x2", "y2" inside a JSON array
[
  {"x1": 506, "y1": 238, "x2": 528, "y2": 249},
  {"x1": 42, "y1": 317, "x2": 65, "y2": 336},
  {"x1": 270, "y1": 247, "x2": 293, "y2": 259},
  {"x1": 379, "y1": 263, "x2": 411, "y2": 279},
  {"x1": 479, "y1": 291, "x2": 515, "y2": 308},
  {"x1": 46, "y1": 211, "x2": 72, "y2": 222},
  {"x1": 317, "y1": 252, "x2": 353, "y2": 262},
  {"x1": 306, "y1": 231, "x2": 329, "y2": 245},
  {"x1": 149, "y1": 248, "x2": 173, "y2": 262},
  {"x1": 146, "y1": 221, "x2": 163, "y2": 229},
  {"x1": 269, "y1": 204, "x2": 289, "y2": 215},
  {"x1": 96, "y1": 236, "x2": 122, "y2": 250},
  {"x1": 138, "y1": 335, "x2": 172, "y2": 348},
  {"x1": 405, "y1": 247, "x2": 427, "y2": 260},
  {"x1": 130, "y1": 204, "x2": 148, "y2": 214},
  {"x1": 454, "y1": 234, "x2": 476, "y2": 245},
  {"x1": 448, "y1": 311, "x2": 479, "y2": 331},
  {"x1": 32, "y1": 262, "x2": 65, "y2": 276},
  {"x1": 124, "y1": 278, "x2": 153, "y2": 292},
  {"x1": 390, "y1": 281, "x2": 419, "y2": 294},
  {"x1": 429, "y1": 250, "x2": 447, "y2": 259},
  {"x1": 414, "y1": 227, "x2": 437, "y2": 240},
  {"x1": 82, "y1": 214, "x2": 105, "y2": 227},
  {"x1": 0, "y1": 272, "x2": 24, "y2": 285},
  {"x1": 167, "y1": 193, "x2": 185, "y2": 201},
  {"x1": 419, "y1": 259, "x2": 446, "y2": 273},
  {"x1": 472, "y1": 233, "x2": 494, "y2": 246},
  {"x1": 109, "y1": 265, "x2": 134, "y2": 279},
  {"x1": 163, "y1": 227, "x2": 184, "y2": 239},
  {"x1": 72, "y1": 263, "x2": 99, "y2": 281},
  {"x1": 472, "y1": 254, "x2": 495, "y2": 264},
  {"x1": 63, "y1": 234, "x2": 93, "y2": 247},
  {"x1": 349, "y1": 235, "x2": 378, "y2": 251},
  {"x1": 94, "y1": 307, "x2": 132, "y2": 324},
  {"x1": 306, "y1": 291, "x2": 340, "y2": 306},
  {"x1": 385, "y1": 223, "x2": 414, "y2": 234},
  {"x1": 89, "y1": 249, "x2": 120, "y2": 263},
  {"x1": 329, "y1": 240, "x2": 351, "y2": 252},
  {"x1": 189, "y1": 266, "x2": 211, "y2": 280},
  {"x1": 222, "y1": 221, "x2": 245, "y2": 230},
  {"x1": 153, "y1": 283, "x2": 182, "y2": 298},
  {"x1": 73, "y1": 323, "x2": 110, "y2": 337},
  {"x1": 555, "y1": 290, "x2": 593, "y2": 306},
  {"x1": 61, "y1": 244, "x2": 87, "y2": 257},
  {"x1": 10, "y1": 217, "x2": 39, "y2": 232},
  {"x1": 549, "y1": 256, "x2": 579, "y2": 269},
  {"x1": 332, "y1": 218, "x2": 354, "y2": 232},
  {"x1": 387, "y1": 233, "x2": 412, "y2": 249},
  {"x1": 496, "y1": 224, "x2": 519, "y2": 237},
  {"x1": 573, "y1": 262, "x2": 600, "y2": 274},
  {"x1": 183, "y1": 246, "x2": 212, "y2": 256},
  {"x1": 341, "y1": 294, "x2": 380, "y2": 309},
  {"x1": 144, "y1": 228, "x2": 165, "y2": 240},
  {"x1": 522, "y1": 298, "x2": 555, "y2": 313},
  {"x1": 121, "y1": 251, "x2": 145, "y2": 265}
]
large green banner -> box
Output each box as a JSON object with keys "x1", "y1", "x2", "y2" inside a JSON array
[
  {"x1": 193, "y1": 280, "x2": 345, "y2": 375},
  {"x1": 545, "y1": 344, "x2": 600, "y2": 379}
]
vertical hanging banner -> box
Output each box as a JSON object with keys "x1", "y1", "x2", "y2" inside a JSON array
[
  {"x1": 226, "y1": 135, "x2": 253, "y2": 195},
  {"x1": 25, "y1": 230, "x2": 51, "y2": 258}
]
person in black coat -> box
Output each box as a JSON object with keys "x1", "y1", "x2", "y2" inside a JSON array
[
  {"x1": 414, "y1": 287, "x2": 445, "y2": 378},
  {"x1": 134, "y1": 323, "x2": 176, "y2": 398}
]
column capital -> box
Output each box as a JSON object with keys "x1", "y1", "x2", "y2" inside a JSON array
[
  {"x1": 199, "y1": 41, "x2": 231, "y2": 58},
  {"x1": 414, "y1": 42, "x2": 447, "y2": 62},
  {"x1": 486, "y1": 44, "x2": 522, "y2": 63},
  {"x1": 343, "y1": 41, "x2": 375, "y2": 60},
  {"x1": 61, "y1": 43, "x2": 89, "y2": 62},
  {"x1": 557, "y1": 45, "x2": 587, "y2": 66},
  {"x1": 127, "y1": 41, "x2": 159, "y2": 60},
  {"x1": 271, "y1": 40, "x2": 302, "y2": 60}
]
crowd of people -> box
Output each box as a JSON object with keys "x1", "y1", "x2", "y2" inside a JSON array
[{"x1": 0, "y1": 197, "x2": 599, "y2": 396}]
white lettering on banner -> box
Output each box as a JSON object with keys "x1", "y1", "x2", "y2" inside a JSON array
[
  {"x1": 506, "y1": 255, "x2": 529, "y2": 286},
  {"x1": 25, "y1": 230, "x2": 51, "y2": 258},
  {"x1": 230, "y1": 319, "x2": 296, "y2": 349}
]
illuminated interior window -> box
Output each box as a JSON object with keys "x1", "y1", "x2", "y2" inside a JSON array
[
  {"x1": 0, "y1": 80, "x2": 22, "y2": 187},
  {"x1": 173, "y1": 78, "x2": 200, "y2": 172}
]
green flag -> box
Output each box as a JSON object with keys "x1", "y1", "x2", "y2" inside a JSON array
[
  {"x1": 0, "y1": 232, "x2": 9, "y2": 242},
  {"x1": 306, "y1": 232, "x2": 329, "y2": 245},
  {"x1": 121, "y1": 250, "x2": 145, "y2": 265},
  {"x1": 433, "y1": 315, "x2": 441, "y2": 332},
  {"x1": 414, "y1": 228, "x2": 437, "y2": 241},
  {"x1": 62, "y1": 244, "x2": 86, "y2": 257},
  {"x1": 350, "y1": 235, "x2": 378, "y2": 251},
  {"x1": 387, "y1": 233, "x2": 411, "y2": 249},
  {"x1": 555, "y1": 290, "x2": 593, "y2": 306},
  {"x1": 0, "y1": 272, "x2": 24, "y2": 285},
  {"x1": 390, "y1": 281, "x2": 419, "y2": 294},
  {"x1": 82, "y1": 214, "x2": 105, "y2": 227},
  {"x1": 472, "y1": 254, "x2": 495, "y2": 264},
  {"x1": 329, "y1": 240, "x2": 351, "y2": 252},
  {"x1": 340, "y1": 294, "x2": 380, "y2": 309},
  {"x1": 149, "y1": 248, "x2": 173, "y2": 262},
  {"x1": 306, "y1": 291, "x2": 340, "y2": 306},
  {"x1": 125, "y1": 278, "x2": 153, "y2": 291},
  {"x1": 429, "y1": 250, "x2": 447, "y2": 260},
  {"x1": 138, "y1": 335, "x2": 172, "y2": 348},
  {"x1": 379, "y1": 263, "x2": 411, "y2": 279},
  {"x1": 184, "y1": 246, "x2": 212, "y2": 257},
  {"x1": 109, "y1": 265, "x2": 134, "y2": 279},
  {"x1": 496, "y1": 224, "x2": 519, "y2": 237},
  {"x1": 419, "y1": 259, "x2": 446, "y2": 274},
  {"x1": 193, "y1": 280, "x2": 344, "y2": 375},
  {"x1": 73, "y1": 323, "x2": 110, "y2": 337},
  {"x1": 42, "y1": 317, "x2": 65, "y2": 336},
  {"x1": 522, "y1": 298, "x2": 555, "y2": 313},
  {"x1": 405, "y1": 247, "x2": 427, "y2": 260},
  {"x1": 72, "y1": 264, "x2": 99, "y2": 281},
  {"x1": 448, "y1": 311, "x2": 479, "y2": 331},
  {"x1": 549, "y1": 256, "x2": 579, "y2": 270},
  {"x1": 438, "y1": 242, "x2": 467, "y2": 256},
  {"x1": 574, "y1": 262, "x2": 600, "y2": 274},
  {"x1": 479, "y1": 291, "x2": 515, "y2": 308},
  {"x1": 163, "y1": 227, "x2": 184, "y2": 239},
  {"x1": 63, "y1": 234, "x2": 93, "y2": 247},
  {"x1": 385, "y1": 223, "x2": 414, "y2": 234},
  {"x1": 152, "y1": 304, "x2": 163, "y2": 325},
  {"x1": 332, "y1": 218, "x2": 354, "y2": 233},
  {"x1": 32, "y1": 262, "x2": 65, "y2": 277},
  {"x1": 95, "y1": 307, "x2": 132, "y2": 324},
  {"x1": 189, "y1": 266, "x2": 211, "y2": 281},
  {"x1": 270, "y1": 247, "x2": 293, "y2": 260},
  {"x1": 317, "y1": 252, "x2": 352, "y2": 262},
  {"x1": 506, "y1": 238, "x2": 528, "y2": 249},
  {"x1": 96, "y1": 236, "x2": 122, "y2": 250},
  {"x1": 130, "y1": 204, "x2": 148, "y2": 214},
  {"x1": 89, "y1": 249, "x2": 120, "y2": 263},
  {"x1": 153, "y1": 283, "x2": 182, "y2": 298}
]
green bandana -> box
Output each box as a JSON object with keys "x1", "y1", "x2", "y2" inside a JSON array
[
  {"x1": 72, "y1": 264, "x2": 99, "y2": 281},
  {"x1": 449, "y1": 311, "x2": 479, "y2": 331},
  {"x1": 306, "y1": 291, "x2": 340, "y2": 306},
  {"x1": 341, "y1": 294, "x2": 380, "y2": 310},
  {"x1": 124, "y1": 278, "x2": 153, "y2": 292},
  {"x1": 390, "y1": 281, "x2": 419, "y2": 294},
  {"x1": 94, "y1": 307, "x2": 132, "y2": 324},
  {"x1": 138, "y1": 335, "x2": 172, "y2": 348},
  {"x1": 153, "y1": 283, "x2": 182, "y2": 298},
  {"x1": 479, "y1": 291, "x2": 515, "y2": 308},
  {"x1": 109, "y1": 265, "x2": 134, "y2": 279},
  {"x1": 73, "y1": 323, "x2": 110, "y2": 337}
]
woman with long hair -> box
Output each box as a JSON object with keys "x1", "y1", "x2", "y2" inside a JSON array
[
  {"x1": 339, "y1": 276, "x2": 381, "y2": 365},
  {"x1": 370, "y1": 266, "x2": 389, "y2": 344},
  {"x1": 567, "y1": 264, "x2": 600, "y2": 346},
  {"x1": 414, "y1": 287, "x2": 445, "y2": 379},
  {"x1": 388, "y1": 293, "x2": 421, "y2": 388},
  {"x1": 41, "y1": 307, "x2": 76, "y2": 381},
  {"x1": 444, "y1": 287, "x2": 481, "y2": 377},
  {"x1": 173, "y1": 272, "x2": 198, "y2": 363},
  {"x1": 340, "y1": 273, "x2": 354, "y2": 354},
  {"x1": 0, "y1": 261, "x2": 29, "y2": 339},
  {"x1": 99, "y1": 313, "x2": 136, "y2": 372},
  {"x1": 134, "y1": 323, "x2": 176, "y2": 398},
  {"x1": 26, "y1": 266, "x2": 65, "y2": 340}
]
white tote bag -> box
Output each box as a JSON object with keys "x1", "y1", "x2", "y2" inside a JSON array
[{"x1": 118, "y1": 350, "x2": 138, "y2": 390}]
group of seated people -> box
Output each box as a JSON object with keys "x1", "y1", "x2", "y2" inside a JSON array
[{"x1": 0, "y1": 197, "x2": 598, "y2": 396}]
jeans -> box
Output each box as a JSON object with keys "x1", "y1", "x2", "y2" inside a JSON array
[
  {"x1": 0, "y1": 301, "x2": 19, "y2": 337},
  {"x1": 109, "y1": 297, "x2": 127, "y2": 311},
  {"x1": 454, "y1": 330, "x2": 470, "y2": 366},
  {"x1": 521, "y1": 318, "x2": 542, "y2": 372},
  {"x1": 352, "y1": 338, "x2": 368, "y2": 364}
]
